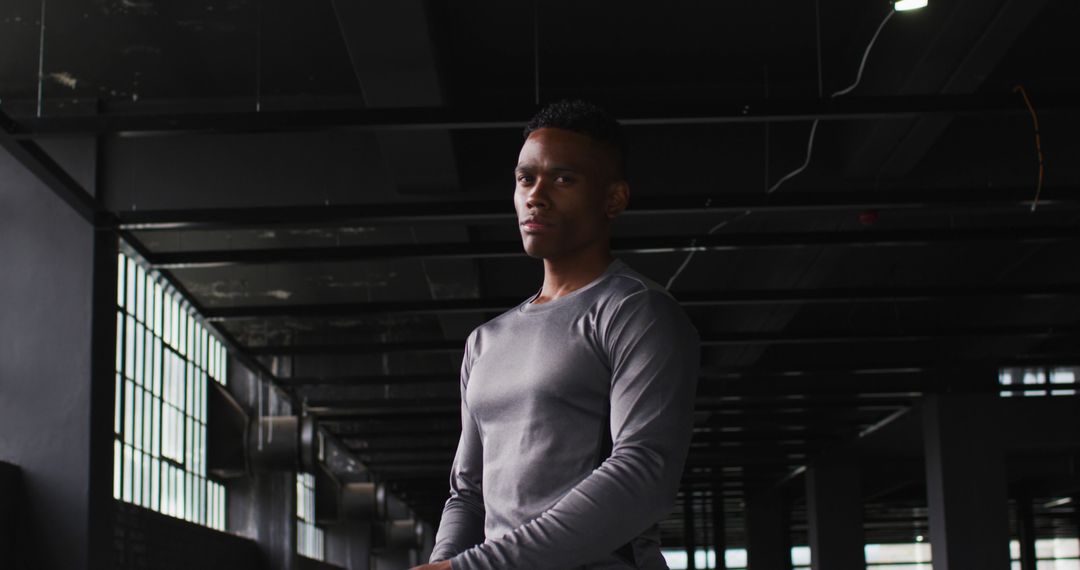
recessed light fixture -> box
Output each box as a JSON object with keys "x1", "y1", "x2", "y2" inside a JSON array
[{"x1": 894, "y1": 0, "x2": 928, "y2": 11}]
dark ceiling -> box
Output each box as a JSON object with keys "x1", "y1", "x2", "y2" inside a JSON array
[{"x1": 3, "y1": 0, "x2": 1080, "y2": 549}]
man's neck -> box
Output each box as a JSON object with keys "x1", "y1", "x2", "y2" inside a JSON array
[{"x1": 532, "y1": 248, "x2": 616, "y2": 305}]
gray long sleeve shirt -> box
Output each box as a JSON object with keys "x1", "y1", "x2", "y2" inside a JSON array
[{"x1": 429, "y1": 257, "x2": 701, "y2": 570}]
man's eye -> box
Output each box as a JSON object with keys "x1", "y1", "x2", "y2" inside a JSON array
[
  {"x1": 556, "y1": 176, "x2": 574, "y2": 184},
  {"x1": 517, "y1": 175, "x2": 533, "y2": 183}
]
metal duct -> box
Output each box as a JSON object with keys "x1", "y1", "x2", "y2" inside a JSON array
[
  {"x1": 374, "y1": 518, "x2": 425, "y2": 551},
  {"x1": 340, "y1": 481, "x2": 388, "y2": 521},
  {"x1": 247, "y1": 415, "x2": 318, "y2": 471}
]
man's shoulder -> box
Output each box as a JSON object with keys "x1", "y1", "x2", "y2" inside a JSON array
[
  {"x1": 601, "y1": 261, "x2": 682, "y2": 311},
  {"x1": 606, "y1": 261, "x2": 673, "y2": 299},
  {"x1": 604, "y1": 261, "x2": 695, "y2": 334}
]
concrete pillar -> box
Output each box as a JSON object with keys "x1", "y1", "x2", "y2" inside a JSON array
[
  {"x1": 1016, "y1": 490, "x2": 1037, "y2": 570},
  {"x1": 745, "y1": 489, "x2": 788, "y2": 570},
  {"x1": 228, "y1": 361, "x2": 298, "y2": 570},
  {"x1": 922, "y1": 394, "x2": 1011, "y2": 570},
  {"x1": 0, "y1": 140, "x2": 112, "y2": 569},
  {"x1": 805, "y1": 451, "x2": 864, "y2": 570},
  {"x1": 371, "y1": 495, "x2": 418, "y2": 570},
  {"x1": 326, "y1": 521, "x2": 372, "y2": 570},
  {"x1": 685, "y1": 490, "x2": 697, "y2": 570},
  {"x1": 712, "y1": 482, "x2": 727, "y2": 570}
]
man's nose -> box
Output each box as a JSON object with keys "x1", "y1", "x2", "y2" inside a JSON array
[{"x1": 526, "y1": 178, "x2": 550, "y2": 209}]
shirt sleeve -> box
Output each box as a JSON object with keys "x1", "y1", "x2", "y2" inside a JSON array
[
  {"x1": 429, "y1": 331, "x2": 487, "y2": 564},
  {"x1": 449, "y1": 289, "x2": 701, "y2": 570}
]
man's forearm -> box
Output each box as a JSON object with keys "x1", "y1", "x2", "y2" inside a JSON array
[{"x1": 429, "y1": 494, "x2": 486, "y2": 563}]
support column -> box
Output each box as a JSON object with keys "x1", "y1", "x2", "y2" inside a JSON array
[
  {"x1": 228, "y1": 362, "x2": 298, "y2": 570},
  {"x1": 923, "y1": 394, "x2": 1011, "y2": 570},
  {"x1": 745, "y1": 489, "x2": 788, "y2": 570},
  {"x1": 371, "y1": 495, "x2": 417, "y2": 570},
  {"x1": 712, "y1": 481, "x2": 727, "y2": 570},
  {"x1": 685, "y1": 490, "x2": 697, "y2": 570},
  {"x1": 326, "y1": 521, "x2": 372, "y2": 570},
  {"x1": 0, "y1": 141, "x2": 111, "y2": 569},
  {"x1": 1016, "y1": 489, "x2": 1037, "y2": 570},
  {"x1": 805, "y1": 451, "x2": 864, "y2": 570}
]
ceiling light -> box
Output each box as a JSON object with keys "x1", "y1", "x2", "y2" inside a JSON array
[{"x1": 894, "y1": 0, "x2": 928, "y2": 11}]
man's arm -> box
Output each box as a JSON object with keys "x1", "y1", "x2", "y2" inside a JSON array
[
  {"x1": 429, "y1": 332, "x2": 486, "y2": 563},
  {"x1": 449, "y1": 289, "x2": 700, "y2": 570}
]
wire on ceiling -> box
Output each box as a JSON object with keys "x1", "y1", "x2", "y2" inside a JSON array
[
  {"x1": 664, "y1": 8, "x2": 897, "y2": 291},
  {"x1": 1013, "y1": 84, "x2": 1045, "y2": 212}
]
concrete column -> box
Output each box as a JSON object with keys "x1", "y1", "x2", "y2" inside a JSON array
[
  {"x1": 228, "y1": 361, "x2": 298, "y2": 570},
  {"x1": 326, "y1": 521, "x2": 372, "y2": 570},
  {"x1": 745, "y1": 489, "x2": 788, "y2": 570},
  {"x1": 805, "y1": 451, "x2": 864, "y2": 570},
  {"x1": 1016, "y1": 490, "x2": 1037, "y2": 570},
  {"x1": 0, "y1": 141, "x2": 111, "y2": 569},
  {"x1": 685, "y1": 491, "x2": 697, "y2": 570},
  {"x1": 922, "y1": 394, "x2": 1011, "y2": 570},
  {"x1": 712, "y1": 482, "x2": 727, "y2": 570},
  {"x1": 371, "y1": 495, "x2": 418, "y2": 570}
]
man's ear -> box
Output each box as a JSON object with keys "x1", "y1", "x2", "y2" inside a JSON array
[{"x1": 605, "y1": 180, "x2": 630, "y2": 219}]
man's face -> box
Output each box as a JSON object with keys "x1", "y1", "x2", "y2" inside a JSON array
[{"x1": 514, "y1": 127, "x2": 624, "y2": 260}]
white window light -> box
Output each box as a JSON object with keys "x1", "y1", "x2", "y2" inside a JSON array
[
  {"x1": 113, "y1": 250, "x2": 228, "y2": 531},
  {"x1": 894, "y1": 0, "x2": 928, "y2": 11}
]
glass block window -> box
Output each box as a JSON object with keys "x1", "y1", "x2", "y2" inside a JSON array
[
  {"x1": 999, "y1": 366, "x2": 1078, "y2": 397},
  {"x1": 297, "y1": 472, "x2": 326, "y2": 560},
  {"x1": 113, "y1": 251, "x2": 228, "y2": 531}
]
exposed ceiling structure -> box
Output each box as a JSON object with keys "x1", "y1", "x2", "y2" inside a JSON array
[{"x1": 3, "y1": 0, "x2": 1080, "y2": 549}]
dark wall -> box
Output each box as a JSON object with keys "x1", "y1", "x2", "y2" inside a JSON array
[
  {"x1": 113, "y1": 502, "x2": 263, "y2": 570},
  {"x1": 0, "y1": 143, "x2": 99, "y2": 569}
]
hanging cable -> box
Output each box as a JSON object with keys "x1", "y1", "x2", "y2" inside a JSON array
[
  {"x1": 663, "y1": 208, "x2": 753, "y2": 291},
  {"x1": 665, "y1": 8, "x2": 897, "y2": 291},
  {"x1": 533, "y1": 0, "x2": 541, "y2": 105},
  {"x1": 35, "y1": 0, "x2": 47, "y2": 118},
  {"x1": 1013, "y1": 84, "x2": 1045, "y2": 212},
  {"x1": 832, "y1": 10, "x2": 895, "y2": 98},
  {"x1": 766, "y1": 9, "x2": 895, "y2": 195}
]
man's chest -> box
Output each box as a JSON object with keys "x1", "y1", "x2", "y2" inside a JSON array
[{"x1": 465, "y1": 314, "x2": 613, "y2": 423}]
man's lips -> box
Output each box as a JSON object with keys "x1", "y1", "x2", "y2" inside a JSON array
[{"x1": 521, "y1": 218, "x2": 554, "y2": 232}]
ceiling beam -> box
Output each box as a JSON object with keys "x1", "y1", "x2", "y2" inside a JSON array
[
  {"x1": 113, "y1": 187, "x2": 1079, "y2": 231},
  {"x1": 0, "y1": 108, "x2": 101, "y2": 225},
  {"x1": 203, "y1": 283, "x2": 1080, "y2": 321},
  {"x1": 279, "y1": 357, "x2": 1075, "y2": 387},
  {"x1": 249, "y1": 323, "x2": 1080, "y2": 355},
  {"x1": 292, "y1": 369, "x2": 1000, "y2": 402},
  {"x1": 7, "y1": 93, "x2": 1078, "y2": 138},
  {"x1": 146, "y1": 225, "x2": 1080, "y2": 268}
]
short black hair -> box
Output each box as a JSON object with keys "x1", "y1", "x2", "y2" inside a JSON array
[{"x1": 523, "y1": 99, "x2": 626, "y2": 179}]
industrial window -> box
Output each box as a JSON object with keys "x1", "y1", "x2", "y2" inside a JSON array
[
  {"x1": 999, "y1": 366, "x2": 1078, "y2": 397},
  {"x1": 297, "y1": 472, "x2": 326, "y2": 560},
  {"x1": 113, "y1": 251, "x2": 227, "y2": 531}
]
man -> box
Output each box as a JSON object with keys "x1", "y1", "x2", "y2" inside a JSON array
[{"x1": 411, "y1": 100, "x2": 700, "y2": 570}]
